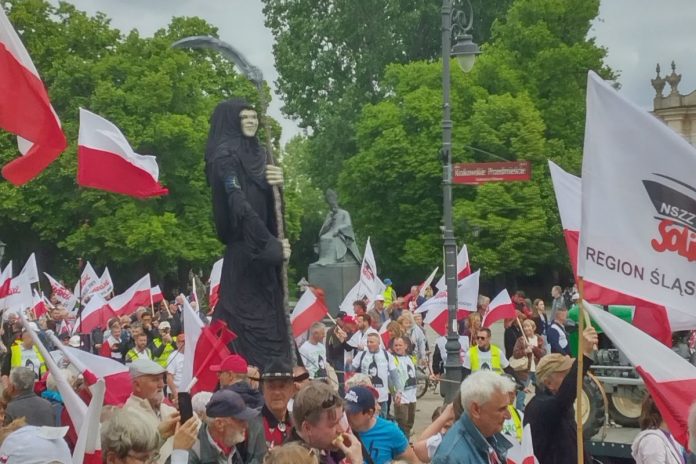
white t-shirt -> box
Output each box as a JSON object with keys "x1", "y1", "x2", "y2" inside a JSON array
[
  {"x1": 435, "y1": 335, "x2": 470, "y2": 364},
  {"x1": 19, "y1": 346, "x2": 42, "y2": 377},
  {"x1": 462, "y1": 345, "x2": 510, "y2": 372},
  {"x1": 426, "y1": 433, "x2": 443, "y2": 459},
  {"x1": 394, "y1": 354, "x2": 417, "y2": 404},
  {"x1": 166, "y1": 350, "x2": 185, "y2": 390},
  {"x1": 352, "y1": 348, "x2": 395, "y2": 402},
  {"x1": 347, "y1": 328, "x2": 380, "y2": 351},
  {"x1": 299, "y1": 341, "x2": 328, "y2": 379}
]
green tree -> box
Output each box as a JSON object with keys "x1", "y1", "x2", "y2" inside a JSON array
[
  {"x1": 337, "y1": 0, "x2": 613, "y2": 288},
  {"x1": 0, "y1": 0, "x2": 280, "y2": 294}
]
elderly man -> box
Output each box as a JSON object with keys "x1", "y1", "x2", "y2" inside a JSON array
[
  {"x1": 299, "y1": 322, "x2": 328, "y2": 379},
  {"x1": 286, "y1": 382, "x2": 363, "y2": 464},
  {"x1": 170, "y1": 389, "x2": 259, "y2": 464},
  {"x1": 524, "y1": 326, "x2": 598, "y2": 464},
  {"x1": 432, "y1": 370, "x2": 516, "y2": 464},
  {"x1": 345, "y1": 386, "x2": 418, "y2": 464},
  {"x1": 4, "y1": 366, "x2": 54, "y2": 426},
  {"x1": 548, "y1": 307, "x2": 571, "y2": 355},
  {"x1": 124, "y1": 359, "x2": 179, "y2": 461}
]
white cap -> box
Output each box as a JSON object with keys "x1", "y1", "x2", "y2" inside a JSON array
[
  {"x1": 159, "y1": 321, "x2": 171, "y2": 330},
  {"x1": 129, "y1": 358, "x2": 166, "y2": 378},
  {"x1": 68, "y1": 335, "x2": 81, "y2": 348},
  {"x1": 0, "y1": 426, "x2": 72, "y2": 463},
  {"x1": 375, "y1": 295, "x2": 385, "y2": 301}
]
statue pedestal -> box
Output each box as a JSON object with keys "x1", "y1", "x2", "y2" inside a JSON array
[{"x1": 308, "y1": 262, "x2": 360, "y2": 316}]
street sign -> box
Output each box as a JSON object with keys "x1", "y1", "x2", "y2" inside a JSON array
[{"x1": 452, "y1": 161, "x2": 531, "y2": 185}]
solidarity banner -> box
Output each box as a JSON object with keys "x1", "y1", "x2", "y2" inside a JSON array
[{"x1": 579, "y1": 71, "x2": 696, "y2": 311}]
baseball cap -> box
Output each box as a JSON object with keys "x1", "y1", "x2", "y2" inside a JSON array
[
  {"x1": 159, "y1": 321, "x2": 171, "y2": 330},
  {"x1": 341, "y1": 315, "x2": 356, "y2": 325},
  {"x1": 344, "y1": 386, "x2": 377, "y2": 414},
  {"x1": 384, "y1": 278, "x2": 392, "y2": 286},
  {"x1": 0, "y1": 425, "x2": 72, "y2": 463},
  {"x1": 375, "y1": 294, "x2": 385, "y2": 302},
  {"x1": 206, "y1": 389, "x2": 260, "y2": 420},
  {"x1": 129, "y1": 359, "x2": 166, "y2": 378},
  {"x1": 210, "y1": 354, "x2": 248, "y2": 373},
  {"x1": 68, "y1": 335, "x2": 81, "y2": 348},
  {"x1": 536, "y1": 354, "x2": 575, "y2": 383}
]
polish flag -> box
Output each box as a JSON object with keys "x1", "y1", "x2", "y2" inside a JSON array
[
  {"x1": 549, "y1": 160, "x2": 695, "y2": 345},
  {"x1": 208, "y1": 258, "x2": 223, "y2": 309},
  {"x1": 150, "y1": 285, "x2": 164, "y2": 304},
  {"x1": 77, "y1": 108, "x2": 168, "y2": 198},
  {"x1": 181, "y1": 296, "x2": 205, "y2": 393},
  {"x1": 61, "y1": 344, "x2": 132, "y2": 406},
  {"x1": 90, "y1": 266, "x2": 113, "y2": 299},
  {"x1": 44, "y1": 272, "x2": 78, "y2": 312},
  {"x1": 191, "y1": 318, "x2": 235, "y2": 394},
  {"x1": 1, "y1": 261, "x2": 12, "y2": 281},
  {"x1": 108, "y1": 274, "x2": 151, "y2": 316},
  {"x1": 435, "y1": 245, "x2": 471, "y2": 291},
  {"x1": 31, "y1": 289, "x2": 48, "y2": 318},
  {"x1": 72, "y1": 294, "x2": 114, "y2": 334},
  {"x1": 418, "y1": 270, "x2": 480, "y2": 335},
  {"x1": 74, "y1": 262, "x2": 100, "y2": 301},
  {"x1": 418, "y1": 266, "x2": 439, "y2": 298},
  {"x1": 0, "y1": 8, "x2": 67, "y2": 185},
  {"x1": 482, "y1": 289, "x2": 517, "y2": 328},
  {"x1": 0, "y1": 278, "x2": 10, "y2": 298},
  {"x1": 19, "y1": 314, "x2": 88, "y2": 431},
  {"x1": 72, "y1": 379, "x2": 105, "y2": 464},
  {"x1": 19, "y1": 252, "x2": 39, "y2": 284},
  {"x1": 291, "y1": 288, "x2": 329, "y2": 338},
  {"x1": 506, "y1": 424, "x2": 539, "y2": 464},
  {"x1": 586, "y1": 302, "x2": 696, "y2": 447}
]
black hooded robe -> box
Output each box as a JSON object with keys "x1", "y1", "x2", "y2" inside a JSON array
[{"x1": 205, "y1": 98, "x2": 291, "y2": 367}]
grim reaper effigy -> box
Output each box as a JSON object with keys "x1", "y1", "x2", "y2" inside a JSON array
[{"x1": 205, "y1": 98, "x2": 292, "y2": 367}]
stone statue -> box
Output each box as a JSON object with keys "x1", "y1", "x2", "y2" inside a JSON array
[{"x1": 313, "y1": 189, "x2": 361, "y2": 266}]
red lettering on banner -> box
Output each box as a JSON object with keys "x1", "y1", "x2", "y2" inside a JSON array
[{"x1": 651, "y1": 219, "x2": 696, "y2": 262}]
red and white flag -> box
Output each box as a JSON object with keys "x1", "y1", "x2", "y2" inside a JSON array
[
  {"x1": 74, "y1": 262, "x2": 100, "y2": 301},
  {"x1": 108, "y1": 274, "x2": 151, "y2": 316},
  {"x1": 579, "y1": 71, "x2": 696, "y2": 311},
  {"x1": 208, "y1": 258, "x2": 223, "y2": 309},
  {"x1": 506, "y1": 424, "x2": 539, "y2": 464},
  {"x1": 72, "y1": 294, "x2": 114, "y2": 334},
  {"x1": 339, "y1": 237, "x2": 385, "y2": 314},
  {"x1": 62, "y1": 344, "x2": 131, "y2": 406},
  {"x1": 0, "y1": 8, "x2": 67, "y2": 185},
  {"x1": 181, "y1": 296, "x2": 205, "y2": 392},
  {"x1": 435, "y1": 245, "x2": 471, "y2": 291},
  {"x1": 77, "y1": 108, "x2": 168, "y2": 198},
  {"x1": 291, "y1": 288, "x2": 328, "y2": 338},
  {"x1": 1, "y1": 261, "x2": 12, "y2": 281},
  {"x1": 150, "y1": 285, "x2": 164, "y2": 304},
  {"x1": 549, "y1": 160, "x2": 696, "y2": 345},
  {"x1": 0, "y1": 271, "x2": 32, "y2": 312},
  {"x1": 19, "y1": 252, "x2": 38, "y2": 284},
  {"x1": 482, "y1": 289, "x2": 516, "y2": 328},
  {"x1": 72, "y1": 379, "x2": 105, "y2": 464},
  {"x1": 586, "y1": 302, "x2": 696, "y2": 447},
  {"x1": 90, "y1": 266, "x2": 113, "y2": 299},
  {"x1": 44, "y1": 272, "x2": 78, "y2": 312},
  {"x1": 31, "y1": 289, "x2": 47, "y2": 318},
  {"x1": 418, "y1": 266, "x2": 439, "y2": 298},
  {"x1": 418, "y1": 270, "x2": 480, "y2": 335}
]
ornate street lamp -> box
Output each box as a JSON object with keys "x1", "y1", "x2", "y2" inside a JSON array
[{"x1": 440, "y1": 0, "x2": 481, "y2": 402}]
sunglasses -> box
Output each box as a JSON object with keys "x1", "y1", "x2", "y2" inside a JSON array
[
  {"x1": 477, "y1": 336, "x2": 488, "y2": 341},
  {"x1": 300, "y1": 393, "x2": 340, "y2": 422}
]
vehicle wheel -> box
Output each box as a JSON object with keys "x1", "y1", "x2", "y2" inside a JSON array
[
  {"x1": 608, "y1": 388, "x2": 642, "y2": 427},
  {"x1": 575, "y1": 375, "x2": 606, "y2": 438},
  {"x1": 416, "y1": 366, "x2": 430, "y2": 399}
]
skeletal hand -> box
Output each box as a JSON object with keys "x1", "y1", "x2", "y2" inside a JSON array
[
  {"x1": 266, "y1": 165, "x2": 284, "y2": 186},
  {"x1": 282, "y1": 239, "x2": 291, "y2": 260}
]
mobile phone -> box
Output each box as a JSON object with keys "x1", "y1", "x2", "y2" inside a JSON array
[{"x1": 178, "y1": 392, "x2": 193, "y2": 424}]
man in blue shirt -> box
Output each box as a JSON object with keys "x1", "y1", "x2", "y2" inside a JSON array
[{"x1": 344, "y1": 386, "x2": 418, "y2": 464}]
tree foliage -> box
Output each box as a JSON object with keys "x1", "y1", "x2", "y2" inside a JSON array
[
  {"x1": 335, "y1": 0, "x2": 614, "y2": 287},
  {"x1": 0, "y1": 0, "x2": 279, "y2": 292}
]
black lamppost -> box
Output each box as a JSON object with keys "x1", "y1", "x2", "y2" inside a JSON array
[
  {"x1": 441, "y1": 0, "x2": 480, "y2": 403},
  {"x1": 0, "y1": 239, "x2": 5, "y2": 268}
]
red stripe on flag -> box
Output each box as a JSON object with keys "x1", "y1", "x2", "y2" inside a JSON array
[
  {"x1": 292, "y1": 300, "x2": 328, "y2": 338},
  {"x1": 0, "y1": 44, "x2": 66, "y2": 184},
  {"x1": 429, "y1": 309, "x2": 471, "y2": 336},
  {"x1": 636, "y1": 366, "x2": 696, "y2": 448},
  {"x1": 77, "y1": 146, "x2": 168, "y2": 198}
]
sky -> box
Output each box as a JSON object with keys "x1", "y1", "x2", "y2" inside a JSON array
[{"x1": 46, "y1": 0, "x2": 696, "y2": 146}]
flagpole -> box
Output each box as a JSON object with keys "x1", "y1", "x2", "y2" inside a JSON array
[{"x1": 576, "y1": 277, "x2": 587, "y2": 464}]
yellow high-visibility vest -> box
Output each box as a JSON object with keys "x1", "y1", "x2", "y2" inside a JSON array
[{"x1": 469, "y1": 345, "x2": 502, "y2": 374}]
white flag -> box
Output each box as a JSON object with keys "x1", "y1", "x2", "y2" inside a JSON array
[
  {"x1": 93, "y1": 266, "x2": 114, "y2": 298},
  {"x1": 1, "y1": 260, "x2": 12, "y2": 281},
  {"x1": 0, "y1": 272, "x2": 32, "y2": 312},
  {"x1": 74, "y1": 262, "x2": 99, "y2": 300},
  {"x1": 44, "y1": 272, "x2": 78, "y2": 312},
  {"x1": 19, "y1": 252, "x2": 38, "y2": 284},
  {"x1": 579, "y1": 71, "x2": 696, "y2": 311},
  {"x1": 357, "y1": 237, "x2": 385, "y2": 305}
]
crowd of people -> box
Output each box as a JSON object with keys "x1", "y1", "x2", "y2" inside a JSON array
[{"x1": 0, "y1": 281, "x2": 691, "y2": 464}]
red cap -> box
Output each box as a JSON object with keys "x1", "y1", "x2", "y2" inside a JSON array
[
  {"x1": 342, "y1": 315, "x2": 356, "y2": 325},
  {"x1": 210, "y1": 354, "x2": 248, "y2": 373}
]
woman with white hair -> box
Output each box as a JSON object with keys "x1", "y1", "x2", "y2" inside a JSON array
[
  {"x1": 101, "y1": 407, "x2": 161, "y2": 463},
  {"x1": 432, "y1": 370, "x2": 516, "y2": 463}
]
